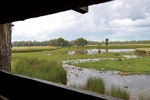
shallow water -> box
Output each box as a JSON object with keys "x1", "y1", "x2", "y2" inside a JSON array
[
  {"x1": 62, "y1": 58, "x2": 150, "y2": 100},
  {"x1": 68, "y1": 49, "x2": 135, "y2": 55},
  {"x1": 64, "y1": 49, "x2": 149, "y2": 99}
]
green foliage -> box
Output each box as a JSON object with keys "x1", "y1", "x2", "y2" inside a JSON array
[
  {"x1": 114, "y1": 53, "x2": 120, "y2": 56},
  {"x1": 11, "y1": 45, "x2": 150, "y2": 100},
  {"x1": 12, "y1": 57, "x2": 67, "y2": 84},
  {"x1": 105, "y1": 38, "x2": 109, "y2": 46},
  {"x1": 12, "y1": 46, "x2": 58, "y2": 53},
  {"x1": 110, "y1": 86, "x2": 129, "y2": 100},
  {"x1": 50, "y1": 37, "x2": 69, "y2": 47},
  {"x1": 75, "y1": 57, "x2": 150, "y2": 75},
  {"x1": 74, "y1": 38, "x2": 88, "y2": 46},
  {"x1": 139, "y1": 92, "x2": 150, "y2": 100},
  {"x1": 12, "y1": 39, "x2": 150, "y2": 47},
  {"x1": 71, "y1": 77, "x2": 129, "y2": 100},
  {"x1": 83, "y1": 77, "x2": 105, "y2": 94},
  {"x1": 134, "y1": 50, "x2": 149, "y2": 57},
  {"x1": 74, "y1": 49, "x2": 88, "y2": 54}
]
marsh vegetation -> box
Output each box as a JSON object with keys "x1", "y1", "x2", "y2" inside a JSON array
[{"x1": 11, "y1": 44, "x2": 150, "y2": 100}]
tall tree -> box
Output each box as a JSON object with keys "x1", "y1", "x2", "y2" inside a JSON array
[
  {"x1": 56, "y1": 37, "x2": 68, "y2": 47},
  {"x1": 74, "y1": 38, "x2": 88, "y2": 46},
  {"x1": 0, "y1": 23, "x2": 12, "y2": 72},
  {"x1": 105, "y1": 38, "x2": 109, "y2": 46}
]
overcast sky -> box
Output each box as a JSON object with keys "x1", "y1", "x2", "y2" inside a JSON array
[{"x1": 12, "y1": 0, "x2": 150, "y2": 42}]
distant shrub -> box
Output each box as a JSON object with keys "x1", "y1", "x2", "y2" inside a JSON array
[
  {"x1": 75, "y1": 50, "x2": 87, "y2": 54},
  {"x1": 114, "y1": 53, "x2": 120, "y2": 56},
  {"x1": 134, "y1": 50, "x2": 147, "y2": 57}
]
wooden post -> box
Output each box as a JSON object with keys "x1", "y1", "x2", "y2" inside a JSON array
[{"x1": 0, "y1": 23, "x2": 12, "y2": 72}]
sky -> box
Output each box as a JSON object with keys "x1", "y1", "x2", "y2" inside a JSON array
[{"x1": 12, "y1": 0, "x2": 150, "y2": 42}]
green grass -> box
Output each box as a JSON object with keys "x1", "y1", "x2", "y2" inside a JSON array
[
  {"x1": 109, "y1": 86, "x2": 129, "y2": 100},
  {"x1": 12, "y1": 45, "x2": 150, "y2": 75},
  {"x1": 82, "y1": 77, "x2": 106, "y2": 94},
  {"x1": 11, "y1": 57, "x2": 67, "y2": 84},
  {"x1": 139, "y1": 92, "x2": 150, "y2": 100},
  {"x1": 71, "y1": 77, "x2": 129, "y2": 100},
  {"x1": 135, "y1": 49, "x2": 150, "y2": 57},
  {"x1": 74, "y1": 57, "x2": 150, "y2": 75},
  {"x1": 11, "y1": 45, "x2": 150, "y2": 99},
  {"x1": 12, "y1": 46, "x2": 59, "y2": 53}
]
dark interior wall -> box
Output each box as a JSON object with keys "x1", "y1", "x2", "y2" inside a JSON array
[
  {"x1": 0, "y1": 0, "x2": 112, "y2": 24},
  {"x1": 0, "y1": 70, "x2": 118, "y2": 100}
]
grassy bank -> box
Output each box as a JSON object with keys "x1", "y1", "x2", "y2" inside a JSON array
[
  {"x1": 11, "y1": 57, "x2": 67, "y2": 84},
  {"x1": 12, "y1": 46, "x2": 59, "y2": 53},
  {"x1": 12, "y1": 45, "x2": 150, "y2": 75},
  {"x1": 82, "y1": 77, "x2": 106, "y2": 94},
  {"x1": 74, "y1": 56, "x2": 150, "y2": 75}
]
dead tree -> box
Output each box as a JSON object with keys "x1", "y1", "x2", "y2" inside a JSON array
[{"x1": 0, "y1": 23, "x2": 12, "y2": 72}]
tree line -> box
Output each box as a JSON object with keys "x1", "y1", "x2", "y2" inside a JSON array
[
  {"x1": 12, "y1": 37, "x2": 88, "y2": 47},
  {"x1": 12, "y1": 37, "x2": 150, "y2": 47}
]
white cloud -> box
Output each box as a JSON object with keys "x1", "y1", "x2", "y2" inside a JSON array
[
  {"x1": 12, "y1": 0, "x2": 150, "y2": 42},
  {"x1": 109, "y1": 18, "x2": 133, "y2": 27},
  {"x1": 108, "y1": 17, "x2": 150, "y2": 27}
]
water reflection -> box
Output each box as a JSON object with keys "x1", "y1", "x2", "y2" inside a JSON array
[
  {"x1": 62, "y1": 59, "x2": 150, "y2": 99},
  {"x1": 103, "y1": 49, "x2": 135, "y2": 53},
  {"x1": 68, "y1": 49, "x2": 135, "y2": 55}
]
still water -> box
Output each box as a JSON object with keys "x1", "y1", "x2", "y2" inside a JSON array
[
  {"x1": 68, "y1": 49, "x2": 135, "y2": 55},
  {"x1": 62, "y1": 61, "x2": 150, "y2": 99},
  {"x1": 64, "y1": 49, "x2": 150, "y2": 99}
]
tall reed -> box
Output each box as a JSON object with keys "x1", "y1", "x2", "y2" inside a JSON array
[
  {"x1": 72, "y1": 77, "x2": 130, "y2": 100},
  {"x1": 12, "y1": 57, "x2": 67, "y2": 84},
  {"x1": 82, "y1": 77, "x2": 105, "y2": 94},
  {"x1": 110, "y1": 86, "x2": 129, "y2": 100}
]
